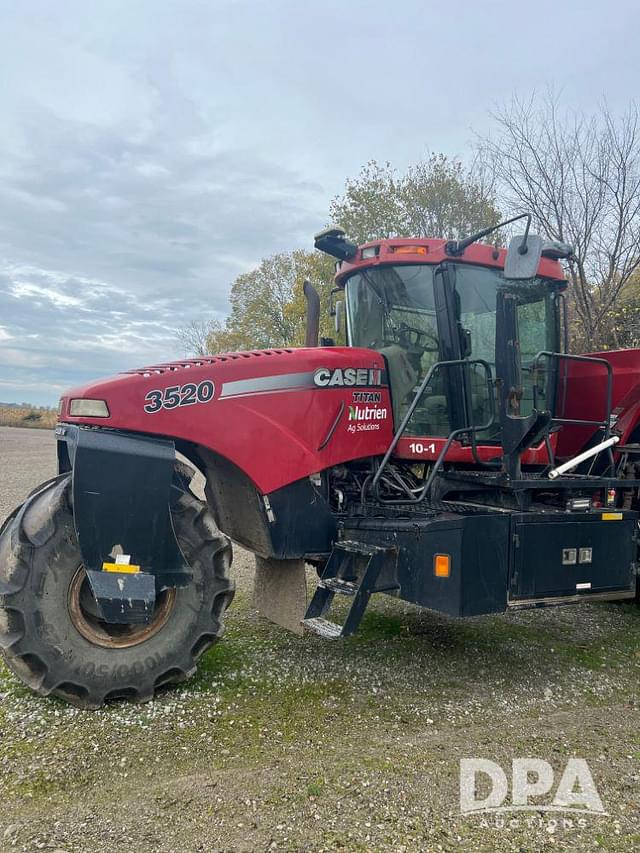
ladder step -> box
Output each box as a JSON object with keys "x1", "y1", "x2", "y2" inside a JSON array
[
  {"x1": 302, "y1": 617, "x2": 343, "y2": 639},
  {"x1": 334, "y1": 539, "x2": 384, "y2": 556},
  {"x1": 318, "y1": 578, "x2": 358, "y2": 596}
]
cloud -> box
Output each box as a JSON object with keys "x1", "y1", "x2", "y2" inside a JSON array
[
  {"x1": 0, "y1": 0, "x2": 637, "y2": 404},
  {"x1": 0, "y1": 4, "x2": 331, "y2": 404}
]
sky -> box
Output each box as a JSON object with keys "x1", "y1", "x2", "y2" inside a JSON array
[{"x1": 0, "y1": 0, "x2": 638, "y2": 405}]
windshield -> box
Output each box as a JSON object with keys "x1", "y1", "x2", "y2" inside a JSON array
[{"x1": 345, "y1": 263, "x2": 559, "y2": 438}]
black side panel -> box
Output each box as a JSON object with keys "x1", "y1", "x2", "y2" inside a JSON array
[
  {"x1": 395, "y1": 518, "x2": 464, "y2": 615},
  {"x1": 342, "y1": 512, "x2": 511, "y2": 617},
  {"x1": 460, "y1": 514, "x2": 510, "y2": 615},
  {"x1": 510, "y1": 514, "x2": 636, "y2": 601},
  {"x1": 268, "y1": 478, "x2": 337, "y2": 560}
]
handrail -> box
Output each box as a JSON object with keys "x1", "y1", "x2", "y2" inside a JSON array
[
  {"x1": 531, "y1": 351, "x2": 614, "y2": 437},
  {"x1": 370, "y1": 358, "x2": 496, "y2": 502},
  {"x1": 531, "y1": 350, "x2": 615, "y2": 474}
]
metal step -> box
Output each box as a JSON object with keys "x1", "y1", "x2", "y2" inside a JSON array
[
  {"x1": 302, "y1": 539, "x2": 395, "y2": 639},
  {"x1": 334, "y1": 539, "x2": 383, "y2": 556},
  {"x1": 302, "y1": 617, "x2": 343, "y2": 639},
  {"x1": 318, "y1": 578, "x2": 358, "y2": 596}
]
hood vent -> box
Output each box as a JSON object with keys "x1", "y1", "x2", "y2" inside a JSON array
[{"x1": 126, "y1": 349, "x2": 294, "y2": 377}]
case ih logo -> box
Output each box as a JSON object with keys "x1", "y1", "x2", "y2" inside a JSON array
[{"x1": 313, "y1": 367, "x2": 384, "y2": 387}]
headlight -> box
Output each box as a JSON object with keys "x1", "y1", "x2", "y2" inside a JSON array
[{"x1": 69, "y1": 399, "x2": 110, "y2": 417}]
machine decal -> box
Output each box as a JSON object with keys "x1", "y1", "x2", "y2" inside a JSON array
[
  {"x1": 219, "y1": 371, "x2": 316, "y2": 399},
  {"x1": 346, "y1": 404, "x2": 388, "y2": 434},
  {"x1": 144, "y1": 380, "x2": 215, "y2": 413},
  {"x1": 348, "y1": 404, "x2": 388, "y2": 421},
  {"x1": 313, "y1": 367, "x2": 385, "y2": 388},
  {"x1": 408, "y1": 441, "x2": 437, "y2": 455},
  {"x1": 353, "y1": 391, "x2": 381, "y2": 403},
  {"x1": 218, "y1": 368, "x2": 388, "y2": 400}
]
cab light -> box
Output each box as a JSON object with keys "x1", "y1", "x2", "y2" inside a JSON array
[
  {"x1": 434, "y1": 554, "x2": 451, "y2": 578},
  {"x1": 69, "y1": 399, "x2": 110, "y2": 417},
  {"x1": 361, "y1": 246, "x2": 379, "y2": 259},
  {"x1": 390, "y1": 245, "x2": 428, "y2": 255}
]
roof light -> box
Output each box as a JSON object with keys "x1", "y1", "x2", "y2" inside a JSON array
[
  {"x1": 390, "y1": 245, "x2": 428, "y2": 255},
  {"x1": 69, "y1": 399, "x2": 110, "y2": 417},
  {"x1": 361, "y1": 246, "x2": 379, "y2": 259}
]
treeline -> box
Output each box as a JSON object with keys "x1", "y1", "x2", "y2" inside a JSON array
[
  {"x1": 0, "y1": 406, "x2": 57, "y2": 430},
  {"x1": 179, "y1": 93, "x2": 640, "y2": 356}
]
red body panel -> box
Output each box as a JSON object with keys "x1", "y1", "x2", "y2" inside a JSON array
[
  {"x1": 395, "y1": 434, "x2": 554, "y2": 465},
  {"x1": 556, "y1": 348, "x2": 640, "y2": 458},
  {"x1": 335, "y1": 238, "x2": 565, "y2": 285},
  {"x1": 59, "y1": 348, "x2": 394, "y2": 494}
]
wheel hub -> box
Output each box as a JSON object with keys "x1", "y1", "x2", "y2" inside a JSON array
[{"x1": 68, "y1": 566, "x2": 176, "y2": 649}]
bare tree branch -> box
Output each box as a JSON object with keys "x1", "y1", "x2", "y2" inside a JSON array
[{"x1": 477, "y1": 94, "x2": 640, "y2": 349}]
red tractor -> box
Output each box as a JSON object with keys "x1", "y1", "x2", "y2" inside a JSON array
[{"x1": 2, "y1": 216, "x2": 640, "y2": 708}]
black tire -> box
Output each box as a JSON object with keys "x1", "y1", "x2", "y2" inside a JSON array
[{"x1": 0, "y1": 469, "x2": 234, "y2": 709}]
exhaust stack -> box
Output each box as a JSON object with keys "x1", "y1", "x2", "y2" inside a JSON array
[{"x1": 303, "y1": 279, "x2": 320, "y2": 347}]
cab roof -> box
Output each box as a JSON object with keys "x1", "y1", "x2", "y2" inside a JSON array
[{"x1": 334, "y1": 237, "x2": 566, "y2": 286}]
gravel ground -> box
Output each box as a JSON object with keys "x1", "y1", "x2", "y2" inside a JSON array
[{"x1": 0, "y1": 426, "x2": 639, "y2": 852}]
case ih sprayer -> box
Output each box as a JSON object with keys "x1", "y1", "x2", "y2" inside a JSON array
[{"x1": 2, "y1": 215, "x2": 640, "y2": 708}]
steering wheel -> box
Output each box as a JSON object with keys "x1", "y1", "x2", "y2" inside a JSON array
[{"x1": 397, "y1": 321, "x2": 439, "y2": 353}]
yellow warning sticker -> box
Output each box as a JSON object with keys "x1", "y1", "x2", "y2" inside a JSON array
[
  {"x1": 601, "y1": 512, "x2": 623, "y2": 521},
  {"x1": 101, "y1": 562, "x2": 141, "y2": 574}
]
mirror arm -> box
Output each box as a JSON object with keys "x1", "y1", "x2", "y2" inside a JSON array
[{"x1": 518, "y1": 214, "x2": 533, "y2": 255}]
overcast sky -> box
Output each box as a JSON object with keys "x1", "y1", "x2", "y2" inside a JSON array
[{"x1": 0, "y1": 0, "x2": 637, "y2": 405}]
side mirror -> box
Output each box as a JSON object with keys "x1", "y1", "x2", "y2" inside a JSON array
[
  {"x1": 335, "y1": 299, "x2": 344, "y2": 334},
  {"x1": 504, "y1": 233, "x2": 544, "y2": 280}
]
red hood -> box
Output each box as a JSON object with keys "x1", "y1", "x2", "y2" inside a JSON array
[{"x1": 59, "y1": 346, "x2": 394, "y2": 494}]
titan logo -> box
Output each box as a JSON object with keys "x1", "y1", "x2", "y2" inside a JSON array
[
  {"x1": 353, "y1": 391, "x2": 381, "y2": 403},
  {"x1": 313, "y1": 367, "x2": 384, "y2": 387}
]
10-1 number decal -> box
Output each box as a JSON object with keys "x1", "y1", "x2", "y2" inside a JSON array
[
  {"x1": 144, "y1": 381, "x2": 215, "y2": 413},
  {"x1": 408, "y1": 441, "x2": 437, "y2": 455}
]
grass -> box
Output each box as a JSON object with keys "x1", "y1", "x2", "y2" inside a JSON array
[
  {"x1": 0, "y1": 567, "x2": 639, "y2": 850},
  {"x1": 0, "y1": 406, "x2": 57, "y2": 429}
]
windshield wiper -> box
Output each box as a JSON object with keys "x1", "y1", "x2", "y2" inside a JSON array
[{"x1": 360, "y1": 268, "x2": 390, "y2": 312}]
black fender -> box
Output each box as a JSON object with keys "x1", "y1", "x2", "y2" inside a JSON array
[{"x1": 55, "y1": 424, "x2": 191, "y2": 591}]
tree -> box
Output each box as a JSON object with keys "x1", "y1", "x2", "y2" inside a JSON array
[
  {"x1": 477, "y1": 94, "x2": 640, "y2": 351},
  {"x1": 204, "y1": 250, "x2": 338, "y2": 354},
  {"x1": 177, "y1": 153, "x2": 501, "y2": 355},
  {"x1": 329, "y1": 154, "x2": 501, "y2": 244},
  {"x1": 605, "y1": 273, "x2": 640, "y2": 349},
  {"x1": 176, "y1": 319, "x2": 220, "y2": 357}
]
